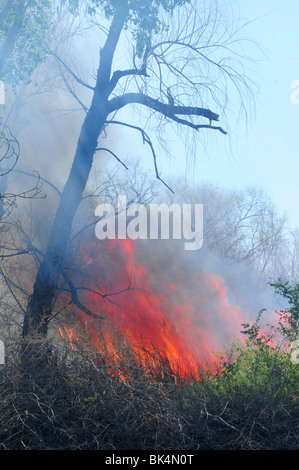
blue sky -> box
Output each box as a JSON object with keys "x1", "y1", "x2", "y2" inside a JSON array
[{"x1": 152, "y1": 0, "x2": 299, "y2": 229}]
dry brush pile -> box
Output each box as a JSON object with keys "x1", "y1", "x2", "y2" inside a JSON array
[{"x1": 0, "y1": 331, "x2": 298, "y2": 450}]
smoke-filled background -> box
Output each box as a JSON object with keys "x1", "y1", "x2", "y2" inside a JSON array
[
  {"x1": 50, "y1": 230, "x2": 283, "y2": 372},
  {"x1": 0, "y1": 0, "x2": 298, "y2": 370}
]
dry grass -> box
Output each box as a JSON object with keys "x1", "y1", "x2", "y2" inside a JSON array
[{"x1": 0, "y1": 334, "x2": 298, "y2": 450}]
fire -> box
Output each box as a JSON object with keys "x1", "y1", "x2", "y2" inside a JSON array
[
  {"x1": 59, "y1": 238, "x2": 252, "y2": 380},
  {"x1": 59, "y1": 325, "x2": 79, "y2": 350}
]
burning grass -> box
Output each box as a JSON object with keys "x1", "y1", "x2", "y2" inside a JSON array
[
  {"x1": 1, "y1": 249, "x2": 298, "y2": 449},
  {"x1": 0, "y1": 324, "x2": 298, "y2": 450},
  {"x1": 61, "y1": 237, "x2": 251, "y2": 372}
]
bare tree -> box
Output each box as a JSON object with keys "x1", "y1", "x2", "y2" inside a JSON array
[
  {"x1": 269, "y1": 228, "x2": 299, "y2": 284},
  {"x1": 160, "y1": 180, "x2": 288, "y2": 279},
  {"x1": 0, "y1": 125, "x2": 42, "y2": 221},
  {"x1": 21, "y1": 0, "x2": 257, "y2": 340}
]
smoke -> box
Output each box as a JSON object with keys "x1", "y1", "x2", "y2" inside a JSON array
[
  {"x1": 0, "y1": 15, "x2": 282, "y2": 370},
  {"x1": 1, "y1": 81, "x2": 280, "y2": 371},
  {"x1": 134, "y1": 238, "x2": 276, "y2": 342},
  {"x1": 61, "y1": 234, "x2": 278, "y2": 372}
]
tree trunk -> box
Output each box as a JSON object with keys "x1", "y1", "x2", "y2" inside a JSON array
[
  {"x1": 22, "y1": 104, "x2": 109, "y2": 338},
  {"x1": 21, "y1": 0, "x2": 223, "y2": 342},
  {"x1": 22, "y1": 2, "x2": 128, "y2": 340}
]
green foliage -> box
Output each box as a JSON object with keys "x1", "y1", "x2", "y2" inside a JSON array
[
  {"x1": 0, "y1": 0, "x2": 54, "y2": 85},
  {"x1": 183, "y1": 281, "x2": 299, "y2": 408},
  {"x1": 269, "y1": 279, "x2": 299, "y2": 340},
  {"x1": 67, "y1": 0, "x2": 191, "y2": 57},
  {"x1": 219, "y1": 340, "x2": 298, "y2": 402}
]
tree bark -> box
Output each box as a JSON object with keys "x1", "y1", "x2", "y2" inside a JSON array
[
  {"x1": 22, "y1": 2, "x2": 128, "y2": 339},
  {"x1": 22, "y1": 103, "x2": 110, "y2": 337}
]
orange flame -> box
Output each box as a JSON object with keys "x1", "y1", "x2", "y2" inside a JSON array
[
  {"x1": 58, "y1": 238, "x2": 253, "y2": 381},
  {"x1": 59, "y1": 325, "x2": 79, "y2": 350}
]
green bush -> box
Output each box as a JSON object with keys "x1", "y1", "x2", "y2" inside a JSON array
[{"x1": 183, "y1": 280, "x2": 299, "y2": 406}]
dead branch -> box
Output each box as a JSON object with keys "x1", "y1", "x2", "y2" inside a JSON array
[
  {"x1": 52, "y1": 52, "x2": 95, "y2": 91},
  {"x1": 95, "y1": 147, "x2": 129, "y2": 170},
  {"x1": 104, "y1": 120, "x2": 174, "y2": 193}
]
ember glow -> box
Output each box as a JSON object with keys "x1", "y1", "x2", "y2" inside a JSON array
[{"x1": 60, "y1": 238, "x2": 253, "y2": 379}]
